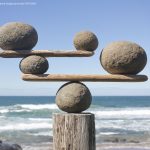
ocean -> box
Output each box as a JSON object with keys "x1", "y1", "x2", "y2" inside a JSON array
[{"x1": 0, "y1": 96, "x2": 150, "y2": 150}]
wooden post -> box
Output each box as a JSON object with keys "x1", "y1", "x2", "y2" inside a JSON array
[{"x1": 53, "y1": 113, "x2": 95, "y2": 150}]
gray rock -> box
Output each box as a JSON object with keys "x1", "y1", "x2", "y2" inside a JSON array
[
  {"x1": 73, "y1": 31, "x2": 98, "y2": 51},
  {"x1": 0, "y1": 141, "x2": 22, "y2": 150},
  {"x1": 19, "y1": 55, "x2": 49, "y2": 74},
  {"x1": 100, "y1": 41, "x2": 147, "y2": 74},
  {"x1": 0, "y1": 22, "x2": 38, "y2": 50},
  {"x1": 56, "y1": 82, "x2": 92, "y2": 113}
]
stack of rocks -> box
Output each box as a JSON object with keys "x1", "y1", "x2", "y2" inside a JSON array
[
  {"x1": 0, "y1": 22, "x2": 147, "y2": 114},
  {"x1": 0, "y1": 22, "x2": 49, "y2": 75}
]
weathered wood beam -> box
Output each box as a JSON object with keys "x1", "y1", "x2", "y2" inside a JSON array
[
  {"x1": 0, "y1": 50, "x2": 94, "y2": 58},
  {"x1": 22, "y1": 74, "x2": 148, "y2": 82}
]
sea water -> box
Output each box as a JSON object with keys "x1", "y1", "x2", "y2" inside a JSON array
[{"x1": 0, "y1": 96, "x2": 150, "y2": 149}]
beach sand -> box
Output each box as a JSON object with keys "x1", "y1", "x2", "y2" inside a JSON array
[{"x1": 22, "y1": 143, "x2": 150, "y2": 150}]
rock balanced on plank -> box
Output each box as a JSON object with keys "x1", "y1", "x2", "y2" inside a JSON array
[
  {"x1": 100, "y1": 41, "x2": 147, "y2": 74},
  {"x1": 0, "y1": 22, "x2": 38, "y2": 50},
  {"x1": 0, "y1": 22, "x2": 148, "y2": 113},
  {"x1": 73, "y1": 31, "x2": 99, "y2": 51},
  {"x1": 55, "y1": 31, "x2": 99, "y2": 113},
  {"x1": 0, "y1": 21, "x2": 48, "y2": 74}
]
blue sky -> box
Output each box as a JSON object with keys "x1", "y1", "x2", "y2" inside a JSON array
[{"x1": 0, "y1": 0, "x2": 149, "y2": 96}]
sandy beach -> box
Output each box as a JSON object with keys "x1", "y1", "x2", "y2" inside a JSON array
[{"x1": 22, "y1": 142, "x2": 150, "y2": 150}]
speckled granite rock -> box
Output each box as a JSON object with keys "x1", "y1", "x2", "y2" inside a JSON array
[
  {"x1": 56, "y1": 82, "x2": 92, "y2": 113},
  {"x1": 100, "y1": 41, "x2": 147, "y2": 74},
  {"x1": 0, "y1": 141, "x2": 22, "y2": 150},
  {"x1": 0, "y1": 22, "x2": 38, "y2": 50},
  {"x1": 19, "y1": 55, "x2": 49, "y2": 74},
  {"x1": 73, "y1": 31, "x2": 98, "y2": 51}
]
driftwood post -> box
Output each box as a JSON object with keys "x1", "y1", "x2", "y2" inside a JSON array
[{"x1": 53, "y1": 113, "x2": 95, "y2": 150}]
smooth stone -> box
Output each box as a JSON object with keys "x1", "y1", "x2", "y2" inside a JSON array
[
  {"x1": 19, "y1": 55, "x2": 49, "y2": 74},
  {"x1": 0, "y1": 141, "x2": 22, "y2": 150},
  {"x1": 0, "y1": 22, "x2": 38, "y2": 50},
  {"x1": 73, "y1": 31, "x2": 98, "y2": 51},
  {"x1": 56, "y1": 82, "x2": 92, "y2": 113},
  {"x1": 100, "y1": 41, "x2": 147, "y2": 74}
]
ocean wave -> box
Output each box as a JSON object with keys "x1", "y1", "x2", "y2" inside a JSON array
[
  {"x1": 0, "y1": 109, "x2": 9, "y2": 113},
  {"x1": 17, "y1": 104, "x2": 58, "y2": 110},
  {"x1": 31, "y1": 131, "x2": 52, "y2": 136},
  {"x1": 0, "y1": 104, "x2": 58, "y2": 114},
  {"x1": 0, "y1": 122, "x2": 52, "y2": 131},
  {"x1": 95, "y1": 119, "x2": 150, "y2": 132},
  {"x1": 91, "y1": 108, "x2": 150, "y2": 119},
  {"x1": 28, "y1": 118, "x2": 52, "y2": 122}
]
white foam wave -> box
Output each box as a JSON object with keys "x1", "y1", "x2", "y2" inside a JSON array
[
  {"x1": 95, "y1": 119, "x2": 150, "y2": 132},
  {"x1": 98, "y1": 132, "x2": 119, "y2": 135},
  {"x1": 0, "y1": 122, "x2": 52, "y2": 131},
  {"x1": 0, "y1": 109, "x2": 9, "y2": 113},
  {"x1": 32, "y1": 131, "x2": 51, "y2": 136},
  {"x1": 0, "y1": 103, "x2": 58, "y2": 114},
  {"x1": 28, "y1": 118, "x2": 52, "y2": 122},
  {"x1": 91, "y1": 108, "x2": 150, "y2": 119},
  {"x1": 17, "y1": 104, "x2": 58, "y2": 110}
]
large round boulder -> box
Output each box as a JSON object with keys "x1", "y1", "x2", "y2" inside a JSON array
[
  {"x1": 100, "y1": 41, "x2": 147, "y2": 74},
  {"x1": 0, "y1": 22, "x2": 38, "y2": 50},
  {"x1": 56, "y1": 82, "x2": 92, "y2": 113}
]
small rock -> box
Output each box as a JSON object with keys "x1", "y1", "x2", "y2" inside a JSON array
[
  {"x1": 100, "y1": 41, "x2": 147, "y2": 74},
  {"x1": 73, "y1": 31, "x2": 98, "y2": 51},
  {"x1": 0, "y1": 141, "x2": 22, "y2": 150},
  {"x1": 19, "y1": 55, "x2": 49, "y2": 74},
  {"x1": 56, "y1": 82, "x2": 92, "y2": 113},
  {"x1": 0, "y1": 22, "x2": 38, "y2": 50}
]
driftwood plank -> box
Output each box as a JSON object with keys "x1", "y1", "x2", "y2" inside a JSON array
[
  {"x1": 22, "y1": 74, "x2": 148, "y2": 82},
  {"x1": 0, "y1": 50, "x2": 94, "y2": 58},
  {"x1": 53, "y1": 113, "x2": 95, "y2": 150}
]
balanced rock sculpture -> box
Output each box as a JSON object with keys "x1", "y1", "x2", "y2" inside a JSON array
[
  {"x1": 73, "y1": 31, "x2": 98, "y2": 51},
  {"x1": 19, "y1": 55, "x2": 49, "y2": 74},
  {"x1": 100, "y1": 41, "x2": 147, "y2": 74},
  {"x1": 0, "y1": 22, "x2": 38, "y2": 50},
  {"x1": 56, "y1": 82, "x2": 92, "y2": 113}
]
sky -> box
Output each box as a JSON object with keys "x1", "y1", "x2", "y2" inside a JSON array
[{"x1": 0, "y1": 0, "x2": 149, "y2": 96}]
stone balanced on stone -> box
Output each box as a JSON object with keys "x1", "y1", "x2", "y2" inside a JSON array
[
  {"x1": 73, "y1": 31, "x2": 98, "y2": 51},
  {"x1": 0, "y1": 22, "x2": 38, "y2": 50},
  {"x1": 56, "y1": 82, "x2": 92, "y2": 113},
  {"x1": 100, "y1": 41, "x2": 147, "y2": 74},
  {"x1": 0, "y1": 21, "x2": 48, "y2": 74},
  {"x1": 55, "y1": 31, "x2": 99, "y2": 113},
  {"x1": 20, "y1": 55, "x2": 49, "y2": 74}
]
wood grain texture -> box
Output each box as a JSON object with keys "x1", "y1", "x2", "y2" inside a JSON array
[
  {"x1": 53, "y1": 113, "x2": 95, "y2": 150},
  {"x1": 22, "y1": 74, "x2": 148, "y2": 82},
  {"x1": 0, "y1": 50, "x2": 94, "y2": 58}
]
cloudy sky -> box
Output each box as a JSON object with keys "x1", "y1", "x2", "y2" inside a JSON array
[{"x1": 0, "y1": 0, "x2": 149, "y2": 96}]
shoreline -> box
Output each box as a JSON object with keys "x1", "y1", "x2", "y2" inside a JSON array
[{"x1": 22, "y1": 142, "x2": 150, "y2": 150}]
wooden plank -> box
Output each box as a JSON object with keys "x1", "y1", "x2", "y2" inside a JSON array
[
  {"x1": 22, "y1": 74, "x2": 148, "y2": 82},
  {"x1": 0, "y1": 50, "x2": 94, "y2": 58},
  {"x1": 53, "y1": 113, "x2": 95, "y2": 150}
]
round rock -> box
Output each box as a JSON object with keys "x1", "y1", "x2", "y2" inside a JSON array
[
  {"x1": 100, "y1": 41, "x2": 147, "y2": 74},
  {"x1": 0, "y1": 22, "x2": 38, "y2": 50},
  {"x1": 56, "y1": 82, "x2": 92, "y2": 113},
  {"x1": 0, "y1": 141, "x2": 22, "y2": 150},
  {"x1": 19, "y1": 55, "x2": 49, "y2": 74},
  {"x1": 73, "y1": 31, "x2": 98, "y2": 51}
]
